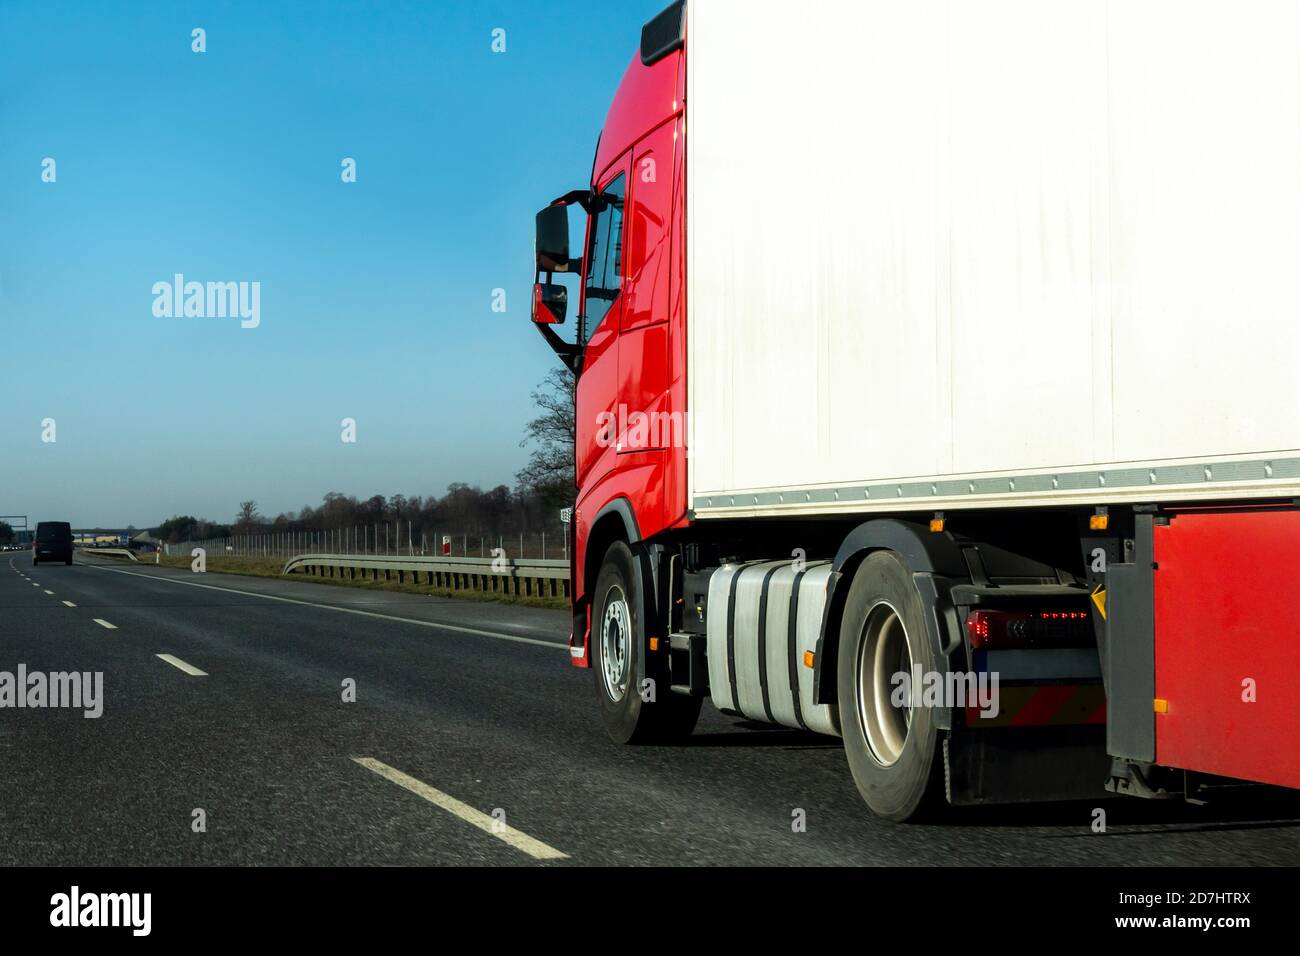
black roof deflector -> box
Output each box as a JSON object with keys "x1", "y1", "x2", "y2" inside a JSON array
[{"x1": 641, "y1": 1, "x2": 685, "y2": 66}]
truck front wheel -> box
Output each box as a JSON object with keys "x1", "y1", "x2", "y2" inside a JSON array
[
  {"x1": 591, "y1": 540, "x2": 701, "y2": 744},
  {"x1": 837, "y1": 550, "x2": 945, "y2": 821}
]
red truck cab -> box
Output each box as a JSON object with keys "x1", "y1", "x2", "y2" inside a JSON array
[{"x1": 532, "y1": 2, "x2": 689, "y2": 670}]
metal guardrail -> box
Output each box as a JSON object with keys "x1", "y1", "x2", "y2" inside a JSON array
[
  {"x1": 281, "y1": 552, "x2": 570, "y2": 599},
  {"x1": 76, "y1": 547, "x2": 138, "y2": 562}
]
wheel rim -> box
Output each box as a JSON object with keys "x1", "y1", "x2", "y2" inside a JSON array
[
  {"x1": 856, "y1": 600, "x2": 913, "y2": 768},
  {"x1": 600, "y1": 584, "x2": 632, "y2": 702}
]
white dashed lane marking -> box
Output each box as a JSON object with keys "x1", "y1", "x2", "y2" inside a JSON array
[
  {"x1": 156, "y1": 654, "x2": 207, "y2": 677},
  {"x1": 352, "y1": 757, "x2": 569, "y2": 861}
]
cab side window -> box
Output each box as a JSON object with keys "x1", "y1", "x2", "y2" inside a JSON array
[{"x1": 581, "y1": 173, "x2": 626, "y2": 345}]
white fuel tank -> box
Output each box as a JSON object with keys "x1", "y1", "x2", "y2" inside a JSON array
[{"x1": 706, "y1": 561, "x2": 839, "y2": 736}]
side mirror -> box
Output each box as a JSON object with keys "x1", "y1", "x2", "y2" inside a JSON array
[
  {"x1": 535, "y1": 204, "x2": 571, "y2": 272},
  {"x1": 532, "y1": 282, "x2": 567, "y2": 325},
  {"x1": 530, "y1": 191, "x2": 589, "y2": 375}
]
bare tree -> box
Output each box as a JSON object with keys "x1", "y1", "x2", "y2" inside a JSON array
[
  {"x1": 517, "y1": 366, "x2": 576, "y2": 504},
  {"x1": 234, "y1": 500, "x2": 262, "y2": 532}
]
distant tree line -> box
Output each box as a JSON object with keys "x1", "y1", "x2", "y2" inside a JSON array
[{"x1": 152, "y1": 483, "x2": 566, "y2": 546}]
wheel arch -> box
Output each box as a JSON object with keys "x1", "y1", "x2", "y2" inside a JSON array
[
  {"x1": 574, "y1": 498, "x2": 655, "y2": 668},
  {"x1": 812, "y1": 519, "x2": 968, "y2": 710},
  {"x1": 584, "y1": 497, "x2": 642, "y2": 602}
]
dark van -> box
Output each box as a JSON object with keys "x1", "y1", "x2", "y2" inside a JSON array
[{"x1": 33, "y1": 522, "x2": 74, "y2": 566}]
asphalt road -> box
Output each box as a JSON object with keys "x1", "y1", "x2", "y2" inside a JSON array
[{"x1": 1, "y1": 550, "x2": 1297, "y2": 866}]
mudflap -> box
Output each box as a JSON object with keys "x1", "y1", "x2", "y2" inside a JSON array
[{"x1": 945, "y1": 726, "x2": 1113, "y2": 806}]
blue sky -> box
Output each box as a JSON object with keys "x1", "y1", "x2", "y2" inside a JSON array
[{"x1": 0, "y1": 0, "x2": 654, "y2": 528}]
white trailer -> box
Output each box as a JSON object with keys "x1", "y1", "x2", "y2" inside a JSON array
[{"x1": 688, "y1": 0, "x2": 1300, "y2": 517}]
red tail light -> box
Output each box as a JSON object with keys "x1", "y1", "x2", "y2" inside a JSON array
[{"x1": 966, "y1": 609, "x2": 1091, "y2": 649}]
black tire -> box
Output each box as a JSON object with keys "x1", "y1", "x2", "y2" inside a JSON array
[
  {"x1": 837, "y1": 550, "x2": 945, "y2": 822},
  {"x1": 591, "y1": 540, "x2": 701, "y2": 744},
  {"x1": 65, "y1": 558, "x2": 73, "y2": 566}
]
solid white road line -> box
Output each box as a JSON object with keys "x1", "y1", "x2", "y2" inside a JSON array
[
  {"x1": 62, "y1": 601, "x2": 76, "y2": 607},
  {"x1": 156, "y1": 654, "x2": 207, "y2": 676},
  {"x1": 352, "y1": 757, "x2": 569, "y2": 861},
  {"x1": 93, "y1": 619, "x2": 118, "y2": 630},
  {"x1": 84, "y1": 565, "x2": 566, "y2": 651}
]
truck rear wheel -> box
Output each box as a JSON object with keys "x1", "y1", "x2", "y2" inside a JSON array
[
  {"x1": 592, "y1": 540, "x2": 701, "y2": 744},
  {"x1": 837, "y1": 550, "x2": 944, "y2": 821}
]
